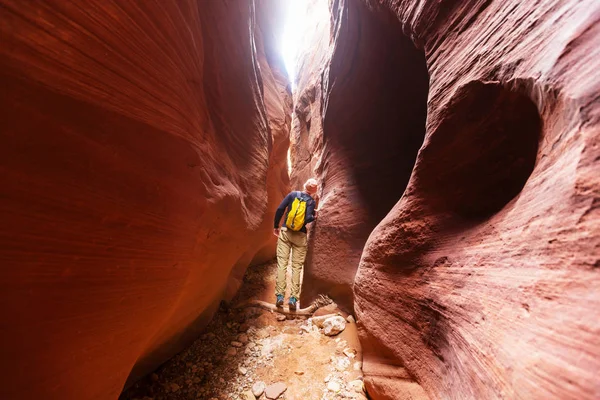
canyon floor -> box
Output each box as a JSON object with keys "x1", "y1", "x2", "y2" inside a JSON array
[{"x1": 120, "y1": 261, "x2": 366, "y2": 400}]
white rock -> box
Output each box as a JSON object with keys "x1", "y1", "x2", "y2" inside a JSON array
[
  {"x1": 252, "y1": 381, "x2": 266, "y2": 398},
  {"x1": 348, "y1": 379, "x2": 364, "y2": 393},
  {"x1": 346, "y1": 315, "x2": 355, "y2": 323},
  {"x1": 323, "y1": 316, "x2": 346, "y2": 336},
  {"x1": 327, "y1": 380, "x2": 341, "y2": 392},
  {"x1": 335, "y1": 356, "x2": 351, "y2": 371},
  {"x1": 343, "y1": 348, "x2": 357, "y2": 359},
  {"x1": 309, "y1": 313, "x2": 338, "y2": 328}
]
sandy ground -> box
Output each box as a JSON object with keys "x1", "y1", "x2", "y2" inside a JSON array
[{"x1": 120, "y1": 260, "x2": 366, "y2": 400}]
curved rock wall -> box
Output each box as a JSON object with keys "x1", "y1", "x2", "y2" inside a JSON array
[
  {"x1": 293, "y1": 0, "x2": 600, "y2": 398},
  {"x1": 0, "y1": 1, "x2": 290, "y2": 399}
]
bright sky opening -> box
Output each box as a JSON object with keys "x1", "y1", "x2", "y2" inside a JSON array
[{"x1": 280, "y1": 1, "x2": 329, "y2": 91}]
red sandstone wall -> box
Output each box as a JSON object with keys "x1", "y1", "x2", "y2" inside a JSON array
[
  {"x1": 294, "y1": 0, "x2": 600, "y2": 398},
  {"x1": 0, "y1": 1, "x2": 289, "y2": 399}
]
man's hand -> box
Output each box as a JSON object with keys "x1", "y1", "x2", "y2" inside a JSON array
[{"x1": 273, "y1": 228, "x2": 280, "y2": 237}]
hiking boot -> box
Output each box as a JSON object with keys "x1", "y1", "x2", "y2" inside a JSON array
[
  {"x1": 276, "y1": 295, "x2": 284, "y2": 307},
  {"x1": 288, "y1": 296, "x2": 297, "y2": 310}
]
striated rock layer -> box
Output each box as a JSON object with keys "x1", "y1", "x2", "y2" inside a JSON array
[
  {"x1": 293, "y1": 0, "x2": 600, "y2": 398},
  {"x1": 0, "y1": 1, "x2": 290, "y2": 399}
]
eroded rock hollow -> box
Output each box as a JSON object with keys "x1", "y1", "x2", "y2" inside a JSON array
[
  {"x1": 0, "y1": 1, "x2": 290, "y2": 399},
  {"x1": 292, "y1": 0, "x2": 600, "y2": 399}
]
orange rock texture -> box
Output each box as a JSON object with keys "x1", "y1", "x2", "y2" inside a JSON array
[
  {"x1": 292, "y1": 0, "x2": 600, "y2": 399},
  {"x1": 0, "y1": 1, "x2": 290, "y2": 399}
]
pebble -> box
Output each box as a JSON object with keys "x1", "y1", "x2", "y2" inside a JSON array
[
  {"x1": 256, "y1": 329, "x2": 270, "y2": 339},
  {"x1": 343, "y1": 348, "x2": 357, "y2": 359},
  {"x1": 238, "y1": 366, "x2": 248, "y2": 375},
  {"x1": 327, "y1": 381, "x2": 341, "y2": 392},
  {"x1": 264, "y1": 382, "x2": 287, "y2": 399},
  {"x1": 346, "y1": 315, "x2": 355, "y2": 323},
  {"x1": 348, "y1": 379, "x2": 364, "y2": 393},
  {"x1": 226, "y1": 347, "x2": 237, "y2": 356},
  {"x1": 238, "y1": 333, "x2": 249, "y2": 344},
  {"x1": 241, "y1": 390, "x2": 256, "y2": 400},
  {"x1": 231, "y1": 341, "x2": 243, "y2": 347},
  {"x1": 335, "y1": 356, "x2": 351, "y2": 371},
  {"x1": 276, "y1": 314, "x2": 287, "y2": 321},
  {"x1": 252, "y1": 381, "x2": 266, "y2": 397},
  {"x1": 169, "y1": 383, "x2": 180, "y2": 392}
]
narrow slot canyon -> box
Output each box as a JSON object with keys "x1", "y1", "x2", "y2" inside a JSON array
[{"x1": 1, "y1": 1, "x2": 599, "y2": 400}]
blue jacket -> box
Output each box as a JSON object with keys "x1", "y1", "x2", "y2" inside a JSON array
[{"x1": 274, "y1": 191, "x2": 316, "y2": 233}]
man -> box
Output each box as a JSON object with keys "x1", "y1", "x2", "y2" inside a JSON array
[{"x1": 273, "y1": 178, "x2": 318, "y2": 309}]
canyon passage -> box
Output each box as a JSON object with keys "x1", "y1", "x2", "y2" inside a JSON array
[{"x1": 1, "y1": 0, "x2": 599, "y2": 399}]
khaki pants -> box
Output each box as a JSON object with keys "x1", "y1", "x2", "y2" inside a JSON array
[{"x1": 276, "y1": 228, "x2": 307, "y2": 299}]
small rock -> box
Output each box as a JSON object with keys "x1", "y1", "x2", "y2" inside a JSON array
[
  {"x1": 353, "y1": 361, "x2": 362, "y2": 371},
  {"x1": 327, "y1": 381, "x2": 341, "y2": 392},
  {"x1": 323, "y1": 316, "x2": 346, "y2": 336},
  {"x1": 343, "y1": 348, "x2": 357, "y2": 359},
  {"x1": 241, "y1": 390, "x2": 256, "y2": 400},
  {"x1": 252, "y1": 381, "x2": 266, "y2": 397},
  {"x1": 256, "y1": 329, "x2": 270, "y2": 339},
  {"x1": 169, "y1": 383, "x2": 180, "y2": 392},
  {"x1": 231, "y1": 341, "x2": 244, "y2": 347},
  {"x1": 264, "y1": 382, "x2": 287, "y2": 399},
  {"x1": 346, "y1": 315, "x2": 355, "y2": 323},
  {"x1": 276, "y1": 314, "x2": 287, "y2": 321},
  {"x1": 238, "y1": 333, "x2": 249, "y2": 343},
  {"x1": 324, "y1": 375, "x2": 331, "y2": 383},
  {"x1": 238, "y1": 366, "x2": 248, "y2": 375},
  {"x1": 348, "y1": 379, "x2": 364, "y2": 393},
  {"x1": 294, "y1": 370, "x2": 304, "y2": 375},
  {"x1": 226, "y1": 347, "x2": 237, "y2": 356},
  {"x1": 310, "y1": 313, "x2": 338, "y2": 328},
  {"x1": 335, "y1": 356, "x2": 351, "y2": 371}
]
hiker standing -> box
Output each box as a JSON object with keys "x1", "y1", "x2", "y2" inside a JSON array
[{"x1": 273, "y1": 178, "x2": 319, "y2": 309}]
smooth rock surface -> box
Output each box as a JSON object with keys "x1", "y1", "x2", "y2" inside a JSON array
[
  {"x1": 292, "y1": 0, "x2": 600, "y2": 399},
  {"x1": 0, "y1": 1, "x2": 290, "y2": 399}
]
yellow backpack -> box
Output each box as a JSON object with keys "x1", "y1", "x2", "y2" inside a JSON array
[{"x1": 285, "y1": 193, "x2": 308, "y2": 231}]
